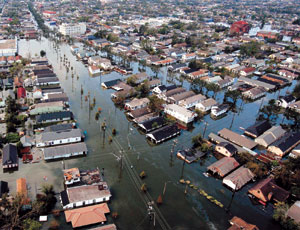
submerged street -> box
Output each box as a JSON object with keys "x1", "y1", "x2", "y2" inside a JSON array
[{"x1": 1, "y1": 36, "x2": 293, "y2": 229}]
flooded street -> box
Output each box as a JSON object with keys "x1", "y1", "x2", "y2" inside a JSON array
[{"x1": 2, "y1": 37, "x2": 293, "y2": 229}]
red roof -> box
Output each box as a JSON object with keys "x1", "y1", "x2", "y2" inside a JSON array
[
  {"x1": 65, "y1": 203, "x2": 110, "y2": 228},
  {"x1": 17, "y1": 87, "x2": 26, "y2": 99},
  {"x1": 43, "y1": 11, "x2": 56, "y2": 14}
]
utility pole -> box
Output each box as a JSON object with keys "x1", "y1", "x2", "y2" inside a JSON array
[
  {"x1": 229, "y1": 112, "x2": 236, "y2": 130},
  {"x1": 180, "y1": 151, "x2": 186, "y2": 180},
  {"x1": 226, "y1": 186, "x2": 237, "y2": 213},
  {"x1": 203, "y1": 121, "x2": 208, "y2": 138},
  {"x1": 119, "y1": 154, "x2": 123, "y2": 180}
]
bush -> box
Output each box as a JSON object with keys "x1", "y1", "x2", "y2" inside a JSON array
[{"x1": 5, "y1": 133, "x2": 20, "y2": 143}]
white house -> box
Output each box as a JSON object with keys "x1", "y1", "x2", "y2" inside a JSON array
[
  {"x1": 88, "y1": 65, "x2": 101, "y2": 75},
  {"x1": 59, "y1": 23, "x2": 86, "y2": 36},
  {"x1": 164, "y1": 104, "x2": 197, "y2": 124},
  {"x1": 277, "y1": 95, "x2": 296, "y2": 108},
  {"x1": 179, "y1": 94, "x2": 206, "y2": 109},
  {"x1": 88, "y1": 56, "x2": 112, "y2": 70},
  {"x1": 70, "y1": 45, "x2": 79, "y2": 53},
  {"x1": 124, "y1": 98, "x2": 149, "y2": 111},
  {"x1": 63, "y1": 168, "x2": 81, "y2": 185},
  {"x1": 36, "y1": 129, "x2": 82, "y2": 147},
  {"x1": 0, "y1": 39, "x2": 18, "y2": 57},
  {"x1": 43, "y1": 142, "x2": 87, "y2": 160},
  {"x1": 60, "y1": 184, "x2": 111, "y2": 210},
  {"x1": 211, "y1": 104, "x2": 230, "y2": 117},
  {"x1": 195, "y1": 98, "x2": 218, "y2": 112}
]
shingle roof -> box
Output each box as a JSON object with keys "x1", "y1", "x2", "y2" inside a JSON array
[
  {"x1": 269, "y1": 131, "x2": 300, "y2": 153},
  {"x1": 37, "y1": 129, "x2": 82, "y2": 143},
  {"x1": 218, "y1": 128, "x2": 257, "y2": 149},
  {"x1": 207, "y1": 157, "x2": 240, "y2": 177},
  {"x1": 138, "y1": 116, "x2": 166, "y2": 132},
  {"x1": 2, "y1": 144, "x2": 18, "y2": 166},
  {"x1": 44, "y1": 123, "x2": 73, "y2": 132},
  {"x1": 223, "y1": 166, "x2": 255, "y2": 190},
  {"x1": 146, "y1": 124, "x2": 180, "y2": 143},
  {"x1": 65, "y1": 203, "x2": 110, "y2": 228},
  {"x1": 245, "y1": 120, "x2": 272, "y2": 138},
  {"x1": 248, "y1": 178, "x2": 289, "y2": 203},
  {"x1": 43, "y1": 142, "x2": 87, "y2": 159},
  {"x1": 36, "y1": 111, "x2": 72, "y2": 123}
]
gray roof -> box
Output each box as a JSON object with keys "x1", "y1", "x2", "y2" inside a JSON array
[
  {"x1": 37, "y1": 129, "x2": 82, "y2": 143},
  {"x1": 223, "y1": 166, "x2": 255, "y2": 190},
  {"x1": 43, "y1": 142, "x2": 87, "y2": 159}
]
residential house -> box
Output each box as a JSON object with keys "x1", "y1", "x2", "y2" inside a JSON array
[
  {"x1": 248, "y1": 178, "x2": 289, "y2": 205},
  {"x1": 215, "y1": 142, "x2": 238, "y2": 157},
  {"x1": 29, "y1": 101, "x2": 65, "y2": 115},
  {"x1": 36, "y1": 111, "x2": 72, "y2": 124},
  {"x1": 168, "y1": 91, "x2": 195, "y2": 104},
  {"x1": 88, "y1": 56, "x2": 111, "y2": 70},
  {"x1": 2, "y1": 144, "x2": 18, "y2": 170},
  {"x1": 255, "y1": 126, "x2": 286, "y2": 147},
  {"x1": 223, "y1": 166, "x2": 255, "y2": 191},
  {"x1": 88, "y1": 65, "x2": 101, "y2": 75},
  {"x1": 70, "y1": 45, "x2": 79, "y2": 53},
  {"x1": 146, "y1": 124, "x2": 180, "y2": 144},
  {"x1": 195, "y1": 98, "x2": 218, "y2": 112},
  {"x1": 244, "y1": 120, "x2": 272, "y2": 139},
  {"x1": 240, "y1": 67, "x2": 256, "y2": 77},
  {"x1": 218, "y1": 128, "x2": 257, "y2": 150},
  {"x1": 216, "y1": 77, "x2": 234, "y2": 89},
  {"x1": 277, "y1": 95, "x2": 296, "y2": 108},
  {"x1": 267, "y1": 132, "x2": 300, "y2": 157},
  {"x1": 287, "y1": 201, "x2": 300, "y2": 224},
  {"x1": 124, "y1": 98, "x2": 149, "y2": 111},
  {"x1": 60, "y1": 183, "x2": 111, "y2": 209},
  {"x1": 179, "y1": 94, "x2": 206, "y2": 109},
  {"x1": 185, "y1": 69, "x2": 209, "y2": 80},
  {"x1": 164, "y1": 104, "x2": 197, "y2": 124},
  {"x1": 36, "y1": 129, "x2": 82, "y2": 147},
  {"x1": 289, "y1": 101, "x2": 300, "y2": 113},
  {"x1": 63, "y1": 168, "x2": 81, "y2": 185},
  {"x1": 147, "y1": 79, "x2": 161, "y2": 88},
  {"x1": 228, "y1": 217, "x2": 259, "y2": 230},
  {"x1": 239, "y1": 77, "x2": 276, "y2": 91},
  {"x1": 152, "y1": 84, "x2": 176, "y2": 95},
  {"x1": 101, "y1": 79, "x2": 121, "y2": 89},
  {"x1": 207, "y1": 157, "x2": 240, "y2": 178},
  {"x1": 0, "y1": 180, "x2": 9, "y2": 198},
  {"x1": 160, "y1": 87, "x2": 186, "y2": 101},
  {"x1": 64, "y1": 203, "x2": 110, "y2": 228},
  {"x1": 16, "y1": 178, "x2": 30, "y2": 207},
  {"x1": 211, "y1": 104, "x2": 230, "y2": 117},
  {"x1": 242, "y1": 86, "x2": 266, "y2": 100},
  {"x1": 138, "y1": 117, "x2": 166, "y2": 133},
  {"x1": 44, "y1": 123, "x2": 73, "y2": 133},
  {"x1": 34, "y1": 77, "x2": 60, "y2": 86},
  {"x1": 43, "y1": 142, "x2": 88, "y2": 160}
]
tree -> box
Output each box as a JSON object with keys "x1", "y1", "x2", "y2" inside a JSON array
[
  {"x1": 273, "y1": 202, "x2": 300, "y2": 230},
  {"x1": 148, "y1": 95, "x2": 164, "y2": 113},
  {"x1": 292, "y1": 83, "x2": 300, "y2": 99},
  {"x1": 240, "y1": 41, "x2": 261, "y2": 57},
  {"x1": 37, "y1": 184, "x2": 57, "y2": 214},
  {"x1": 192, "y1": 133, "x2": 202, "y2": 147},
  {"x1": 224, "y1": 90, "x2": 241, "y2": 106},
  {"x1": 40, "y1": 50, "x2": 46, "y2": 57},
  {"x1": 136, "y1": 82, "x2": 150, "y2": 97},
  {"x1": 23, "y1": 219, "x2": 42, "y2": 230},
  {"x1": 258, "y1": 99, "x2": 280, "y2": 122}
]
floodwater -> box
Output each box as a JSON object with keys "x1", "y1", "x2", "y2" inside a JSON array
[{"x1": 1, "y1": 36, "x2": 295, "y2": 230}]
